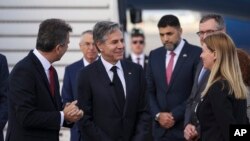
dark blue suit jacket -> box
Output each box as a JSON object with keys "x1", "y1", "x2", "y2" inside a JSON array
[
  {"x1": 62, "y1": 59, "x2": 84, "y2": 141},
  {"x1": 77, "y1": 59, "x2": 152, "y2": 141},
  {"x1": 6, "y1": 51, "x2": 71, "y2": 141},
  {"x1": 0, "y1": 54, "x2": 9, "y2": 141},
  {"x1": 146, "y1": 40, "x2": 201, "y2": 140}
]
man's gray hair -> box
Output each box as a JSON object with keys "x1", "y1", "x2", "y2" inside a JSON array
[
  {"x1": 93, "y1": 21, "x2": 122, "y2": 44},
  {"x1": 81, "y1": 30, "x2": 93, "y2": 36},
  {"x1": 200, "y1": 14, "x2": 225, "y2": 30}
]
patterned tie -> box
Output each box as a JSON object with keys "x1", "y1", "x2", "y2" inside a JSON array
[
  {"x1": 166, "y1": 51, "x2": 176, "y2": 84},
  {"x1": 110, "y1": 66, "x2": 125, "y2": 109},
  {"x1": 49, "y1": 66, "x2": 55, "y2": 96}
]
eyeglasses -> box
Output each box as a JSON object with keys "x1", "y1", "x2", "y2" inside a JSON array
[
  {"x1": 132, "y1": 40, "x2": 144, "y2": 44},
  {"x1": 196, "y1": 29, "x2": 221, "y2": 36}
]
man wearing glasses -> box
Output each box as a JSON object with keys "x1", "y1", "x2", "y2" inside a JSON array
[
  {"x1": 126, "y1": 28, "x2": 148, "y2": 71},
  {"x1": 184, "y1": 14, "x2": 226, "y2": 141}
]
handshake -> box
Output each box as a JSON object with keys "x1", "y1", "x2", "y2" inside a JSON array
[{"x1": 63, "y1": 100, "x2": 84, "y2": 123}]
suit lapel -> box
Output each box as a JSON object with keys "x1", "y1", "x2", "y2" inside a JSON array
[
  {"x1": 96, "y1": 59, "x2": 123, "y2": 113},
  {"x1": 29, "y1": 51, "x2": 51, "y2": 93},
  {"x1": 168, "y1": 42, "x2": 190, "y2": 90},
  {"x1": 121, "y1": 61, "x2": 132, "y2": 115},
  {"x1": 168, "y1": 43, "x2": 190, "y2": 88},
  {"x1": 29, "y1": 51, "x2": 60, "y2": 109}
]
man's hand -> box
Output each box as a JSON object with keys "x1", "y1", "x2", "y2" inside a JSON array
[
  {"x1": 184, "y1": 124, "x2": 198, "y2": 141},
  {"x1": 157, "y1": 112, "x2": 175, "y2": 129},
  {"x1": 63, "y1": 100, "x2": 84, "y2": 122}
]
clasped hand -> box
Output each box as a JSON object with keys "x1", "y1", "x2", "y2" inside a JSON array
[
  {"x1": 158, "y1": 112, "x2": 175, "y2": 129},
  {"x1": 63, "y1": 100, "x2": 84, "y2": 123}
]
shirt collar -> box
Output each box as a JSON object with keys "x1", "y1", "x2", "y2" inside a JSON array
[
  {"x1": 167, "y1": 39, "x2": 185, "y2": 56},
  {"x1": 100, "y1": 56, "x2": 122, "y2": 72},
  {"x1": 33, "y1": 49, "x2": 51, "y2": 71},
  {"x1": 131, "y1": 52, "x2": 144, "y2": 60},
  {"x1": 83, "y1": 57, "x2": 90, "y2": 67}
]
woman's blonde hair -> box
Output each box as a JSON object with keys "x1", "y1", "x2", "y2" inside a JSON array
[{"x1": 202, "y1": 32, "x2": 247, "y2": 99}]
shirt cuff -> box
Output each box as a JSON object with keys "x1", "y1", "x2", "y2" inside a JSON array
[{"x1": 60, "y1": 111, "x2": 64, "y2": 126}]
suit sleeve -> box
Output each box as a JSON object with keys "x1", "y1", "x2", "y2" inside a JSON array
[
  {"x1": 184, "y1": 94, "x2": 193, "y2": 126},
  {"x1": 132, "y1": 67, "x2": 152, "y2": 141},
  {"x1": 0, "y1": 55, "x2": 9, "y2": 130},
  {"x1": 146, "y1": 52, "x2": 161, "y2": 117},
  {"x1": 209, "y1": 81, "x2": 235, "y2": 141},
  {"x1": 62, "y1": 66, "x2": 74, "y2": 105},
  {"x1": 9, "y1": 65, "x2": 61, "y2": 130},
  {"x1": 77, "y1": 69, "x2": 112, "y2": 141}
]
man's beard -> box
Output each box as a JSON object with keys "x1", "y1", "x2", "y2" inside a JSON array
[{"x1": 164, "y1": 40, "x2": 180, "y2": 51}]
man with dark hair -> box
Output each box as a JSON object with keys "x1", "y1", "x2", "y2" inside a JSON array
[
  {"x1": 147, "y1": 14, "x2": 201, "y2": 141},
  {"x1": 77, "y1": 21, "x2": 152, "y2": 141},
  {"x1": 62, "y1": 30, "x2": 98, "y2": 141},
  {"x1": 126, "y1": 28, "x2": 148, "y2": 71},
  {"x1": 6, "y1": 18, "x2": 83, "y2": 141},
  {"x1": 184, "y1": 14, "x2": 225, "y2": 141},
  {"x1": 0, "y1": 54, "x2": 8, "y2": 141}
]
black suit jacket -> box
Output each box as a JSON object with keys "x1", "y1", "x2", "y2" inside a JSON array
[
  {"x1": 146, "y1": 40, "x2": 201, "y2": 140},
  {"x1": 6, "y1": 50, "x2": 71, "y2": 141},
  {"x1": 184, "y1": 62, "x2": 210, "y2": 127},
  {"x1": 0, "y1": 54, "x2": 9, "y2": 141},
  {"x1": 77, "y1": 58, "x2": 152, "y2": 141},
  {"x1": 126, "y1": 55, "x2": 148, "y2": 72},
  {"x1": 197, "y1": 80, "x2": 248, "y2": 141},
  {"x1": 62, "y1": 59, "x2": 85, "y2": 141}
]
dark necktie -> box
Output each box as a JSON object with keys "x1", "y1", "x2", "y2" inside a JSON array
[
  {"x1": 166, "y1": 51, "x2": 176, "y2": 84},
  {"x1": 110, "y1": 66, "x2": 125, "y2": 109},
  {"x1": 49, "y1": 66, "x2": 55, "y2": 96},
  {"x1": 136, "y1": 57, "x2": 140, "y2": 65}
]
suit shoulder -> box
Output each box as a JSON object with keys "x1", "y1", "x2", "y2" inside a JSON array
[
  {"x1": 185, "y1": 42, "x2": 202, "y2": 52},
  {"x1": 149, "y1": 46, "x2": 165, "y2": 54},
  {"x1": 0, "y1": 54, "x2": 7, "y2": 63},
  {"x1": 80, "y1": 60, "x2": 98, "y2": 72},
  {"x1": 65, "y1": 59, "x2": 82, "y2": 70},
  {"x1": 0, "y1": 53, "x2": 6, "y2": 59},
  {"x1": 122, "y1": 60, "x2": 143, "y2": 71},
  {"x1": 125, "y1": 55, "x2": 132, "y2": 60}
]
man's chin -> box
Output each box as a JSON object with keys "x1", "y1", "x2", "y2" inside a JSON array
[{"x1": 164, "y1": 45, "x2": 174, "y2": 51}]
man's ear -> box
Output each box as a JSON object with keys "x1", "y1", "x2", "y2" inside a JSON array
[{"x1": 96, "y1": 42, "x2": 103, "y2": 52}]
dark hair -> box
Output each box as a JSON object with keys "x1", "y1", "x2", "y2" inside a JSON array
[
  {"x1": 93, "y1": 21, "x2": 122, "y2": 44},
  {"x1": 237, "y1": 48, "x2": 250, "y2": 86},
  {"x1": 200, "y1": 14, "x2": 225, "y2": 30},
  {"x1": 157, "y1": 14, "x2": 181, "y2": 28},
  {"x1": 131, "y1": 28, "x2": 144, "y2": 39},
  {"x1": 36, "y1": 18, "x2": 72, "y2": 52}
]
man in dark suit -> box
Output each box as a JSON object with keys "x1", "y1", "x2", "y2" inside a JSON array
[
  {"x1": 126, "y1": 28, "x2": 148, "y2": 71},
  {"x1": 184, "y1": 14, "x2": 226, "y2": 141},
  {"x1": 77, "y1": 21, "x2": 152, "y2": 141},
  {"x1": 146, "y1": 15, "x2": 201, "y2": 141},
  {"x1": 62, "y1": 30, "x2": 98, "y2": 141},
  {"x1": 6, "y1": 18, "x2": 83, "y2": 141},
  {"x1": 0, "y1": 54, "x2": 9, "y2": 141}
]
